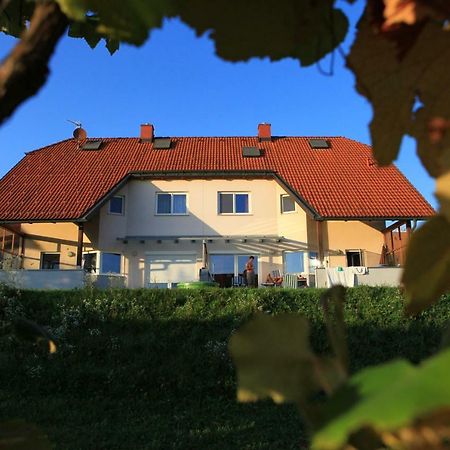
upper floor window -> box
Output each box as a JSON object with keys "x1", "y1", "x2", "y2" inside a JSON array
[
  {"x1": 281, "y1": 194, "x2": 295, "y2": 213},
  {"x1": 218, "y1": 192, "x2": 249, "y2": 214},
  {"x1": 109, "y1": 195, "x2": 124, "y2": 215},
  {"x1": 156, "y1": 193, "x2": 187, "y2": 215}
]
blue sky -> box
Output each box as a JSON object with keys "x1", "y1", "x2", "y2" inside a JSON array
[{"x1": 0, "y1": 2, "x2": 435, "y2": 208}]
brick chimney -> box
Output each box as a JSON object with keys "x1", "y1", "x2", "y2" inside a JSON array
[
  {"x1": 140, "y1": 123, "x2": 154, "y2": 142},
  {"x1": 258, "y1": 123, "x2": 271, "y2": 141}
]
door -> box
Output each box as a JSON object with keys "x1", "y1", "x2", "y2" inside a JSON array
[
  {"x1": 146, "y1": 254, "x2": 196, "y2": 288},
  {"x1": 210, "y1": 254, "x2": 259, "y2": 287}
]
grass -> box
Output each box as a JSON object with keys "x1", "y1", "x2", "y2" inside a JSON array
[{"x1": 0, "y1": 285, "x2": 449, "y2": 449}]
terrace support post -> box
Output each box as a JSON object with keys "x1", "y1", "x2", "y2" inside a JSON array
[
  {"x1": 406, "y1": 220, "x2": 412, "y2": 237},
  {"x1": 76, "y1": 223, "x2": 84, "y2": 268},
  {"x1": 202, "y1": 240, "x2": 208, "y2": 268},
  {"x1": 316, "y1": 220, "x2": 325, "y2": 268}
]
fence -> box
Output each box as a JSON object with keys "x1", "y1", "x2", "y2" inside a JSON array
[{"x1": 315, "y1": 266, "x2": 403, "y2": 288}]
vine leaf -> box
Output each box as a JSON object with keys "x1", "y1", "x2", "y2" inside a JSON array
[
  {"x1": 55, "y1": 0, "x2": 172, "y2": 46},
  {"x1": 229, "y1": 314, "x2": 346, "y2": 410},
  {"x1": 0, "y1": 420, "x2": 52, "y2": 450},
  {"x1": 402, "y1": 215, "x2": 450, "y2": 315},
  {"x1": 312, "y1": 348, "x2": 450, "y2": 450},
  {"x1": 347, "y1": 15, "x2": 450, "y2": 171},
  {"x1": 175, "y1": 0, "x2": 349, "y2": 67},
  {"x1": 437, "y1": 171, "x2": 450, "y2": 223},
  {"x1": 0, "y1": 0, "x2": 34, "y2": 37},
  {"x1": 381, "y1": 0, "x2": 450, "y2": 31}
]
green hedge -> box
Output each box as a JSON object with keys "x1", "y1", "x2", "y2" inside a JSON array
[{"x1": 1, "y1": 285, "x2": 449, "y2": 449}]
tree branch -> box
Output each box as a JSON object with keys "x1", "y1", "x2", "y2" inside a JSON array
[{"x1": 0, "y1": 1, "x2": 68, "y2": 125}]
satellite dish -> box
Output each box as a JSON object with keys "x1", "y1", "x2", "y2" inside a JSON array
[{"x1": 73, "y1": 127, "x2": 87, "y2": 141}]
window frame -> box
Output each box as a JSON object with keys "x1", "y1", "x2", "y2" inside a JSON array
[
  {"x1": 218, "y1": 192, "x2": 251, "y2": 215},
  {"x1": 280, "y1": 194, "x2": 296, "y2": 214},
  {"x1": 40, "y1": 252, "x2": 61, "y2": 270},
  {"x1": 155, "y1": 192, "x2": 188, "y2": 216},
  {"x1": 101, "y1": 252, "x2": 122, "y2": 274},
  {"x1": 346, "y1": 249, "x2": 364, "y2": 267},
  {"x1": 108, "y1": 195, "x2": 125, "y2": 215}
]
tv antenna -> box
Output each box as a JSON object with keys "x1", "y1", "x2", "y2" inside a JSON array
[
  {"x1": 67, "y1": 119, "x2": 87, "y2": 142},
  {"x1": 67, "y1": 119, "x2": 82, "y2": 128}
]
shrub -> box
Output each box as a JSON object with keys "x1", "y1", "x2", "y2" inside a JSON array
[{"x1": 0, "y1": 286, "x2": 449, "y2": 449}]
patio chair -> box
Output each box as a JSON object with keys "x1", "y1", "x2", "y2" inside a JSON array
[
  {"x1": 282, "y1": 273, "x2": 298, "y2": 288},
  {"x1": 261, "y1": 269, "x2": 283, "y2": 287}
]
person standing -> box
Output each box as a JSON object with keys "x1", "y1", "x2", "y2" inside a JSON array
[{"x1": 245, "y1": 256, "x2": 256, "y2": 287}]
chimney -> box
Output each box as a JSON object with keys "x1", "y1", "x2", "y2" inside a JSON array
[
  {"x1": 258, "y1": 123, "x2": 271, "y2": 141},
  {"x1": 140, "y1": 123, "x2": 154, "y2": 142}
]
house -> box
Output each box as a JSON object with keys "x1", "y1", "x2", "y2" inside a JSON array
[{"x1": 0, "y1": 123, "x2": 434, "y2": 288}]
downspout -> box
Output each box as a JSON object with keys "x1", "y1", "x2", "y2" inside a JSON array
[{"x1": 76, "y1": 223, "x2": 84, "y2": 268}]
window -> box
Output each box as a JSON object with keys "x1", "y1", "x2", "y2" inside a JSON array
[
  {"x1": 109, "y1": 196, "x2": 124, "y2": 215},
  {"x1": 281, "y1": 195, "x2": 295, "y2": 213},
  {"x1": 346, "y1": 250, "x2": 363, "y2": 267},
  {"x1": 309, "y1": 252, "x2": 319, "y2": 272},
  {"x1": 41, "y1": 253, "x2": 60, "y2": 270},
  {"x1": 156, "y1": 193, "x2": 187, "y2": 215},
  {"x1": 83, "y1": 252, "x2": 98, "y2": 273},
  {"x1": 101, "y1": 253, "x2": 121, "y2": 274},
  {"x1": 218, "y1": 193, "x2": 249, "y2": 214},
  {"x1": 284, "y1": 251, "x2": 304, "y2": 274},
  {"x1": 210, "y1": 254, "x2": 258, "y2": 287}
]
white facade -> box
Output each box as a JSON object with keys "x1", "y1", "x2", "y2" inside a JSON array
[{"x1": 93, "y1": 178, "x2": 310, "y2": 288}]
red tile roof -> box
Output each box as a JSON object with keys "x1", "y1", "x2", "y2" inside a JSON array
[{"x1": 0, "y1": 136, "x2": 434, "y2": 222}]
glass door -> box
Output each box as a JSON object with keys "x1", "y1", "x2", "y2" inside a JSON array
[{"x1": 210, "y1": 254, "x2": 258, "y2": 287}]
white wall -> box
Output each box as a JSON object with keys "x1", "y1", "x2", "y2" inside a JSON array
[
  {"x1": 0, "y1": 269, "x2": 85, "y2": 289},
  {"x1": 315, "y1": 267, "x2": 403, "y2": 288},
  {"x1": 97, "y1": 178, "x2": 309, "y2": 287}
]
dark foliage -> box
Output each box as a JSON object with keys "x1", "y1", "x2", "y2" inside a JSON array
[{"x1": 0, "y1": 285, "x2": 449, "y2": 449}]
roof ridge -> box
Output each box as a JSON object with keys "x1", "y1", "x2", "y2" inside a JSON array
[{"x1": 24, "y1": 137, "x2": 74, "y2": 155}]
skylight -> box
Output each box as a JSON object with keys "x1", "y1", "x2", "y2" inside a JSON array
[
  {"x1": 308, "y1": 139, "x2": 330, "y2": 149},
  {"x1": 242, "y1": 146, "x2": 262, "y2": 157},
  {"x1": 153, "y1": 138, "x2": 171, "y2": 149},
  {"x1": 81, "y1": 140, "x2": 102, "y2": 150}
]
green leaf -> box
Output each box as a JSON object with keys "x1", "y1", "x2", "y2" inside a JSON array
[
  {"x1": 105, "y1": 37, "x2": 119, "y2": 55},
  {"x1": 0, "y1": 0, "x2": 33, "y2": 37},
  {"x1": 229, "y1": 313, "x2": 346, "y2": 410},
  {"x1": 14, "y1": 318, "x2": 57, "y2": 353},
  {"x1": 68, "y1": 19, "x2": 101, "y2": 49},
  {"x1": 0, "y1": 420, "x2": 52, "y2": 450},
  {"x1": 56, "y1": 0, "x2": 173, "y2": 46},
  {"x1": 312, "y1": 348, "x2": 450, "y2": 450},
  {"x1": 402, "y1": 215, "x2": 450, "y2": 315},
  {"x1": 347, "y1": 15, "x2": 450, "y2": 168},
  {"x1": 176, "y1": 0, "x2": 349, "y2": 67}
]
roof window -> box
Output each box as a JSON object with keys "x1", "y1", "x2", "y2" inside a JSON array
[
  {"x1": 153, "y1": 138, "x2": 171, "y2": 149},
  {"x1": 81, "y1": 140, "x2": 102, "y2": 150},
  {"x1": 242, "y1": 146, "x2": 262, "y2": 157},
  {"x1": 308, "y1": 139, "x2": 330, "y2": 149}
]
